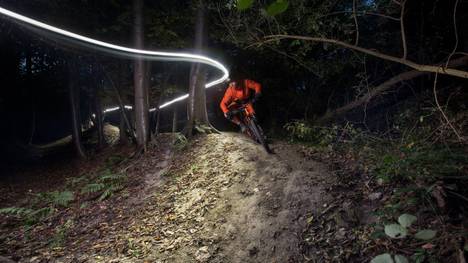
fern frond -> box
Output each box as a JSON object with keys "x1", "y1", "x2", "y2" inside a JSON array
[
  {"x1": 50, "y1": 191, "x2": 74, "y2": 207},
  {"x1": 68, "y1": 176, "x2": 86, "y2": 187},
  {"x1": 28, "y1": 206, "x2": 54, "y2": 219},
  {"x1": 81, "y1": 183, "x2": 105, "y2": 194},
  {"x1": 98, "y1": 173, "x2": 126, "y2": 182},
  {"x1": 0, "y1": 207, "x2": 34, "y2": 216},
  {"x1": 98, "y1": 189, "x2": 113, "y2": 201}
]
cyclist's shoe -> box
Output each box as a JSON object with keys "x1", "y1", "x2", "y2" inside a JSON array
[{"x1": 240, "y1": 123, "x2": 247, "y2": 133}]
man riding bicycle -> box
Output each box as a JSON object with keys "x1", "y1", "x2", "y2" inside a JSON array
[{"x1": 220, "y1": 79, "x2": 262, "y2": 132}]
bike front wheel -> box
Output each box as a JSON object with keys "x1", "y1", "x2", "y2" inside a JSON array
[{"x1": 247, "y1": 118, "x2": 272, "y2": 153}]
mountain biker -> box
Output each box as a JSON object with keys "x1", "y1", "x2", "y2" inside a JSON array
[{"x1": 220, "y1": 79, "x2": 262, "y2": 132}]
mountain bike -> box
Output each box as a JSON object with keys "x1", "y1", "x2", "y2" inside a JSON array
[{"x1": 230, "y1": 102, "x2": 272, "y2": 154}]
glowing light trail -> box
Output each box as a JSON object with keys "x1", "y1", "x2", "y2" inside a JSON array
[{"x1": 0, "y1": 6, "x2": 229, "y2": 110}]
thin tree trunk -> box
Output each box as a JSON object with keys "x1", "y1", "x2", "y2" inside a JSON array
[
  {"x1": 133, "y1": 0, "x2": 149, "y2": 151},
  {"x1": 28, "y1": 106, "x2": 35, "y2": 145},
  {"x1": 27, "y1": 50, "x2": 35, "y2": 145},
  {"x1": 185, "y1": 0, "x2": 216, "y2": 136},
  {"x1": 101, "y1": 66, "x2": 136, "y2": 141},
  {"x1": 68, "y1": 63, "x2": 86, "y2": 159},
  {"x1": 119, "y1": 112, "x2": 129, "y2": 144},
  {"x1": 172, "y1": 107, "x2": 178, "y2": 133},
  {"x1": 94, "y1": 84, "x2": 105, "y2": 148},
  {"x1": 154, "y1": 99, "x2": 163, "y2": 135},
  {"x1": 153, "y1": 71, "x2": 170, "y2": 136}
]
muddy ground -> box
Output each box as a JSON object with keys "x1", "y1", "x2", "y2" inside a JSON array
[{"x1": 0, "y1": 133, "x2": 373, "y2": 262}]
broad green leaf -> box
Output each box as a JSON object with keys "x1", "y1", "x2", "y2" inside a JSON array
[
  {"x1": 394, "y1": 254, "x2": 409, "y2": 263},
  {"x1": 384, "y1": 224, "x2": 407, "y2": 239},
  {"x1": 371, "y1": 253, "x2": 394, "y2": 263},
  {"x1": 398, "y1": 214, "x2": 417, "y2": 228},
  {"x1": 266, "y1": 0, "x2": 289, "y2": 16},
  {"x1": 237, "y1": 0, "x2": 254, "y2": 10},
  {"x1": 414, "y1": 229, "x2": 436, "y2": 240}
]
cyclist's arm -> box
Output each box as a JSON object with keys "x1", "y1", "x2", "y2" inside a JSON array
[
  {"x1": 220, "y1": 88, "x2": 233, "y2": 114},
  {"x1": 245, "y1": 79, "x2": 261, "y2": 93}
]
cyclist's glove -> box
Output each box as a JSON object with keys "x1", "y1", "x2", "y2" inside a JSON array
[{"x1": 225, "y1": 111, "x2": 234, "y2": 120}]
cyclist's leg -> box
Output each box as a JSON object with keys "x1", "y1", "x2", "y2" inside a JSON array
[
  {"x1": 233, "y1": 115, "x2": 250, "y2": 133},
  {"x1": 246, "y1": 103, "x2": 255, "y2": 116}
]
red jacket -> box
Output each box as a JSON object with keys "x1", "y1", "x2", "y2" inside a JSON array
[{"x1": 220, "y1": 79, "x2": 261, "y2": 114}]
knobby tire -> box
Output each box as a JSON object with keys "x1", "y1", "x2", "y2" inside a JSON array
[{"x1": 247, "y1": 118, "x2": 272, "y2": 153}]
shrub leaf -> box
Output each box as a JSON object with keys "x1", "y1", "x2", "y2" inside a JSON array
[
  {"x1": 371, "y1": 253, "x2": 394, "y2": 263},
  {"x1": 384, "y1": 224, "x2": 408, "y2": 239},
  {"x1": 398, "y1": 213, "x2": 417, "y2": 228},
  {"x1": 237, "y1": 0, "x2": 254, "y2": 10},
  {"x1": 394, "y1": 254, "x2": 409, "y2": 263},
  {"x1": 414, "y1": 229, "x2": 436, "y2": 240},
  {"x1": 266, "y1": 0, "x2": 289, "y2": 16}
]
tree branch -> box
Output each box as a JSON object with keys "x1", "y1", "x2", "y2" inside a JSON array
[
  {"x1": 445, "y1": 0, "x2": 460, "y2": 69},
  {"x1": 432, "y1": 71, "x2": 463, "y2": 141},
  {"x1": 353, "y1": 0, "x2": 359, "y2": 46},
  {"x1": 316, "y1": 56, "x2": 468, "y2": 123},
  {"x1": 400, "y1": 0, "x2": 407, "y2": 59},
  {"x1": 319, "y1": 10, "x2": 400, "y2": 21},
  {"x1": 262, "y1": 35, "x2": 468, "y2": 79}
]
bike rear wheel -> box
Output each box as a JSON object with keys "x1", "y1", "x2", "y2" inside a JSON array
[{"x1": 247, "y1": 118, "x2": 272, "y2": 153}]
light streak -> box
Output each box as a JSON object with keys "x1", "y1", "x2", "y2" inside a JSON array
[{"x1": 0, "y1": 6, "x2": 229, "y2": 110}]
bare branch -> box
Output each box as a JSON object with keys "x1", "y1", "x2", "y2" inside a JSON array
[
  {"x1": 319, "y1": 10, "x2": 400, "y2": 21},
  {"x1": 445, "y1": 0, "x2": 460, "y2": 69},
  {"x1": 216, "y1": 3, "x2": 239, "y2": 45},
  {"x1": 432, "y1": 71, "x2": 463, "y2": 142},
  {"x1": 400, "y1": 0, "x2": 407, "y2": 59},
  {"x1": 353, "y1": 0, "x2": 359, "y2": 46},
  {"x1": 262, "y1": 35, "x2": 468, "y2": 79},
  {"x1": 392, "y1": 0, "x2": 401, "y2": 5},
  {"x1": 265, "y1": 45, "x2": 321, "y2": 77},
  {"x1": 317, "y1": 56, "x2": 468, "y2": 123}
]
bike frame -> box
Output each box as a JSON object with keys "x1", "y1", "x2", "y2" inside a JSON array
[{"x1": 229, "y1": 103, "x2": 272, "y2": 153}]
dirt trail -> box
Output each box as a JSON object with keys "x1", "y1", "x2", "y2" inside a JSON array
[
  {"x1": 87, "y1": 133, "x2": 331, "y2": 263},
  {"x1": 2, "y1": 133, "x2": 333, "y2": 263}
]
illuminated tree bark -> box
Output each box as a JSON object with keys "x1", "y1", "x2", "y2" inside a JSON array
[
  {"x1": 185, "y1": 0, "x2": 215, "y2": 137},
  {"x1": 68, "y1": 62, "x2": 86, "y2": 159},
  {"x1": 133, "y1": 0, "x2": 150, "y2": 151}
]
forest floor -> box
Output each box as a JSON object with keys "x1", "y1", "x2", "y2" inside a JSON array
[{"x1": 0, "y1": 132, "x2": 379, "y2": 262}]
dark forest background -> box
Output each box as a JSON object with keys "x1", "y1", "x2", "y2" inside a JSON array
[{"x1": 0, "y1": 0, "x2": 467, "y2": 262}]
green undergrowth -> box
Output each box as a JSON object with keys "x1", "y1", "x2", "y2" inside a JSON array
[
  {"x1": 285, "y1": 103, "x2": 468, "y2": 261},
  {"x1": 0, "y1": 155, "x2": 128, "y2": 228}
]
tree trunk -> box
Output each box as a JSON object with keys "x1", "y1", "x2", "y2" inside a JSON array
[
  {"x1": 133, "y1": 0, "x2": 150, "y2": 151},
  {"x1": 94, "y1": 84, "x2": 105, "y2": 148},
  {"x1": 101, "y1": 65, "x2": 136, "y2": 142},
  {"x1": 68, "y1": 63, "x2": 86, "y2": 159},
  {"x1": 26, "y1": 50, "x2": 35, "y2": 145},
  {"x1": 119, "y1": 112, "x2": 129, "y2": 144},
  {"x1": 172, "y1": 107, "x2": 178, "y2": 133},
  {"x1": 184, "y1": 0, "x2": 215, "y2": 137}
]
